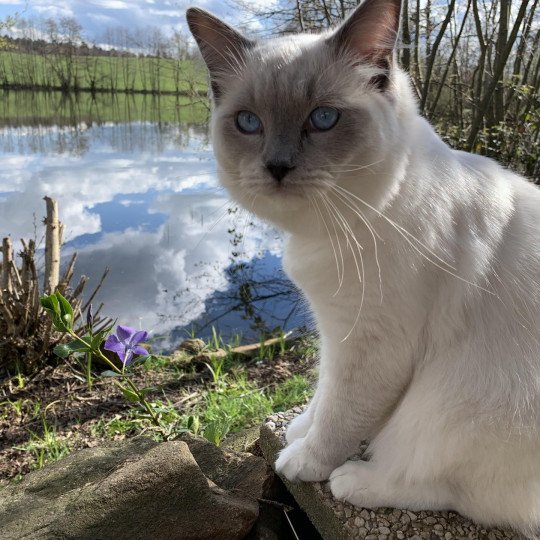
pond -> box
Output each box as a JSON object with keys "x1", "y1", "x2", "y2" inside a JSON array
[{"x1": 0, "y1": 91, "x2": 306, "y2": 351}]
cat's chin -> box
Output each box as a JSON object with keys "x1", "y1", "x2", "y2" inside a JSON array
[{"x1": 228, "y1": 186, "x2": 318, "y2": 234}]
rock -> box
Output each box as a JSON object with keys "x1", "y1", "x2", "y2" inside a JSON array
[
  {"x1": 176, "y1": 338, "x2": 206, "y2": 353},
  {"x1": 259, "y1": 409, "x2": 523, "y2": 540},
  {"x1": 178, "y1": 432, "x2": 273, "y2": 500},
  {"x1": 221, "y1": 426, "x2": 261, "y2": 454},
  {"x1": 0, "y1": 436, "x2": 258, "y2": 540}
]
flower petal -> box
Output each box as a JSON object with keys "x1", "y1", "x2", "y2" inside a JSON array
[
  {"x1": 104, "y1": 335, "x2": 123, "y2": 354},
  {"x1": 131, "y1": 330, "x2": 148, "y2": 345},
  {"x1": 116, "y1": 325, "x2": 136, "y2": 342},
  {"x1": 132, "y1": 346, "x2": 149, "y2": 357}
]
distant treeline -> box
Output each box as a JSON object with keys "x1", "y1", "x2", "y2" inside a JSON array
[{"x1": 2, "y1": 35, "x2": 137, "y2": 58}]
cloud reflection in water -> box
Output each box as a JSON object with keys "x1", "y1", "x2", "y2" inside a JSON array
[{"x1": 0, "y1": 118, "x2": 305, "y2": 349}]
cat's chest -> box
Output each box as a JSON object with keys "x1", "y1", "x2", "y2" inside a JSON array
[{"x1": 283, "y1": 235, "x2": 379, "y2": 298}]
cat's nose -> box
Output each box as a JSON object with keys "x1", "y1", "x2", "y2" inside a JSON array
[{"x1": 265, "y1": 161, "x2": 295, "y2": 182}]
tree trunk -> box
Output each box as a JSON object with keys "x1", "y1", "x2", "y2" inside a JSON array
[{"x1": 466, "y1": 0, "x2": 529, "y2": 150}]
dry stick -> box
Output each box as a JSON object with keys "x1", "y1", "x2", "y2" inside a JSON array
[
  {"x1": 61, "y1": 253, "x2": 77, "y2": 288},
  {"x1": 1, "y1": 237, "x2": 13, "y2": 297},
  {"x1": 81, "y1": 268, "x2": 109, "y2": 312},
  {"x1": 43, "y1": 197, "x2": 61, "y2": 294}
]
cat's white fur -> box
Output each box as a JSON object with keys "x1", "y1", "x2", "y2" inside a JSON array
[{"x1": 187, "y1": 2, "x2": 540, "y2": 537}]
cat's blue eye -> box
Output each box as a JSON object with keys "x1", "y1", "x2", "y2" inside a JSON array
[
  {"x1": 309, "y1": 106, "x2": 339, "y2": 131},
  {"x1": 236, "y1": 111, "x2": 262, "y2": 134}
]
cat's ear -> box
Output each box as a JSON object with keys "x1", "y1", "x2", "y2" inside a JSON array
[
  {"x1": 186, "y1": 8, "x2": 254, "y2": 100},
  {"x1": 328, "y1": 0, "x2": 402, "y2": 90}
]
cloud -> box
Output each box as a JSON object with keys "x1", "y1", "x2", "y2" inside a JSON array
[
  {"x1": 0, "y1": 0, "x2": 272, "y2": 42},
  {"x1": 0, "y1": 121, "x2": 286, "y2": 344}
]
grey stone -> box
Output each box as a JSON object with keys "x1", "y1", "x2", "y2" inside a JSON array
[
  {"x1": 176, "y1": 338, "x2": 206, "y2": 353},
  {"x1": 178, "y1": 431, "x2": 272, "y2": 500},
  {"x1": 0, "y1": 436, "x2": 258, "y2": 540}
]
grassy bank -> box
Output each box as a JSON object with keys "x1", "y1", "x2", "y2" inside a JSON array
[
  {"x1": 0, "y1": 332, "x2": 317, "y2": 485},
  {"x1": 0, "y1": 52, "x2": 207, "y2": 95}
]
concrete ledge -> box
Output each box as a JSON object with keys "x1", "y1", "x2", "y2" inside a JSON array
[{"x1": 259, "y1": 409, "x2": 521, "y2": 540}]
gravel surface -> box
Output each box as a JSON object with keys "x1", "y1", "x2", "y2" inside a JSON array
[{"x1": 260, "y1": 408, "x2": 523, "y2": 540}]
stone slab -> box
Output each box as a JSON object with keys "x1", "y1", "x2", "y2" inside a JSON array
[{"x1": 259, "y1": 409, "x2": 522, "y2": 540}]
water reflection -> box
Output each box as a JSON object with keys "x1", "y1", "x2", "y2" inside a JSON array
[{"x1": 0, "y1": 92, "x2": 305, "y2": 349}]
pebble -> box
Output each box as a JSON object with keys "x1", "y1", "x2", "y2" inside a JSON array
[{"x1": 264, "y1": 421, "x2": 276, "y2": 430}]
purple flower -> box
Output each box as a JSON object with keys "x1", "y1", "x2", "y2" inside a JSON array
[{"x1": 104, "y1": 325, "x2": 149, "y2": 365}]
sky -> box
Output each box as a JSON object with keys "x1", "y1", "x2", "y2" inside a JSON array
[{"x1": 0, "y1": 0, "x2": 277, "y2": 43}]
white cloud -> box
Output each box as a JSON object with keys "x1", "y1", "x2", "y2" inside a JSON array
[{"x1": 0, "y1": 0, "x2": 270, "y2": 42}]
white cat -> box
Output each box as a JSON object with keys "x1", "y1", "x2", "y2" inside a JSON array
[{"x1": 187, "y1": 1, "x2": 540, "y2": 536}]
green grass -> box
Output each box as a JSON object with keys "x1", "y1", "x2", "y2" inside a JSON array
[
  {"x1": 0, "y1": 51, "x2": 208, "y2": 95},
  {"x1": 13, "y1": 416, "x2": 71, "y2": 471}
]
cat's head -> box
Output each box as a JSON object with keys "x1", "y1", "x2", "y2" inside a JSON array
[{"x1": 187, "y1": 0, "x2": 416, "y2": 234}]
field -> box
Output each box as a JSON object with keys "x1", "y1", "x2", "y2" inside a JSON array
[{"x1": 0, "y1": 51, "x2": 208, "y2": 95}]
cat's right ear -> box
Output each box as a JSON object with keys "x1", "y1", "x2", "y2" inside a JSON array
[{"x1": 186, "y1": 8, "x2": 254, "y2": 100}]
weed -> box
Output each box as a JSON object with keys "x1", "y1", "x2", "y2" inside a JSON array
[{"x1": 14, "y1": 416, "x2": 71, "y2": 470}]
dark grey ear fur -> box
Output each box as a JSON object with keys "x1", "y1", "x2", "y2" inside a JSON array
[
  {"x1": 186, "y1": 7, "x2": 254, "y2": 99},
  {"x1": 328, "y1": 0, "x2": 402, "y2": 90}
]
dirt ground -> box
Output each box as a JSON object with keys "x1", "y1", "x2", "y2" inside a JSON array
[{"x1": 0, "y1": 345, "x2": 316, "y2": 485}]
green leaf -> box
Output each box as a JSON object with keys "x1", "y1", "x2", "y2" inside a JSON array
[
  {"x1": 91, "y1": 330, "x2": 110, "y2": 350},
  {"x1": 40, "y1": 294, "x2": 60, "y2": 316},
  {"x1": 101, "y1": 370, "x2": 123, "y2": 378},
  {"x1": 53, "y1": 338, "x2": 91, "y2": 358},
  {"x1": 114, "y1": 383, "x2": 139, "y2": 403},
  {"x1": 55, "y1": 291, "x2": 74, "y2": 330}
]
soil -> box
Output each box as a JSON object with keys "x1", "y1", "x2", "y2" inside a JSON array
[{"x1": 0, "y1": 346, "x2": 316, "y2": 486}]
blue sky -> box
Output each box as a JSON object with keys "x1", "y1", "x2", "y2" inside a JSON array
[{"x1": 0, "y1": 0, "x2": 276, "y2": 42}]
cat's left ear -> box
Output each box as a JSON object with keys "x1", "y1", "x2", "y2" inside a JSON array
[
  {"x1": 328, "y1": 0, "x2": 402, "y2": 89},
  {"x1": 186, "y1": 8, "x2": 254, "y2": 100}
]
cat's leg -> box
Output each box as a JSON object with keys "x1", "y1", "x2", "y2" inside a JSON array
[
  {"x1": 285, "y1": 390, "x2": 319, "y2": 444},
  {"x1": 275, "y1": 339, "x2": 411, "y2": 483},
  {"x1": 285, "y1": 391, "x2": 320, "y2": 443}
]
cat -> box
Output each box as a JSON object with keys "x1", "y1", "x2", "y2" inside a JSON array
[{"x1": 186, "y1": 0, "x2": 540, "y2": 537}]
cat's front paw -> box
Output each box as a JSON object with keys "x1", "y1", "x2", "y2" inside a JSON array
[
  {"x1": 285, "y1": 411, "x2": 312, "y2": 443},
  {"x1": 329, "y1": 460, "x2": 381, "y2": 508},
  {"x1": 275, "y1": 439, "x2": 335, "y2": 482}
]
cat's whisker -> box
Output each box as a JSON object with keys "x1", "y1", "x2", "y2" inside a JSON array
[
  {"x1": 318, "y1": 195, "x2": 347, "y2": 295},
  {"x1": 332, "y1": 184, "x2": 496, "y2": 296},
  {"x1": 310, "y1": 194, "x2": 344, "y2": 293},
  {"x1": 321, "y1": 193, "x2": 367, "y2": 340},
  {"x1": 329, "y1": 186, "x2": 384, "y2": 304},
  {"x1": 320, "y1": 159, "x2": 383, "y2": 172}
]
